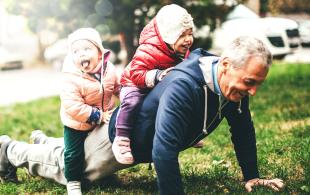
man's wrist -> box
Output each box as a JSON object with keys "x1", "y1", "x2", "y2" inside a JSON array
[{"x1": 241, "y1": 162, "x2": 259, "y2": 181}]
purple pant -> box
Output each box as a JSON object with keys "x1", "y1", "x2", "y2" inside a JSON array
[{"x1": 115, "y1": 86, "x2": 149, "y2": 137}]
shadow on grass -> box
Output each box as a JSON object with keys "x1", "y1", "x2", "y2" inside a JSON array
[{"x1": 88, "y1": 174, "x2": 157, "y2": 194}]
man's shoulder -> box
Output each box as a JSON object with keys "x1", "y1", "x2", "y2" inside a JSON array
[
  {"x1": 190, "y1": 48, "x2": 217, "y2": 58},
  {"x1": 176, "y1": 48, "x2": 216, "y2": 69}
]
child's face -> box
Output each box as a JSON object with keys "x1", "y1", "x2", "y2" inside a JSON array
[
  {"x1": 170, "y1": 28, "x2": 193, "y2": 55},
  {"x1": 71, "y1": 40, "x2": 101, "y2": 73}
]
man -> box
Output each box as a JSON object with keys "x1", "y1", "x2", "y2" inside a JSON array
[
  {"x1": 0, "y1": 36, "x2": 284, "y2": 194},
  {"x1": 121, "y1": 36, "x2": 284, "y2": 194}
]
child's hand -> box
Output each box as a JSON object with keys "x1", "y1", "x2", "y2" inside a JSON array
[
  {"x1": 157, "y1": 67, "x2": 174, "y2": 81},
  {"x1": 102, "y1": 109, "x2": 114, "y2": 124}
]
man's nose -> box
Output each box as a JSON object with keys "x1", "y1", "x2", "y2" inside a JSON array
[{"x1": 248, "y1": 86, "x2": 257, "y2": 96}]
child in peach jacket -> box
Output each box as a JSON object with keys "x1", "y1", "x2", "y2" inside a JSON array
[{"x1": 60, "y1": 28, "x2": 119, "y2": 195}]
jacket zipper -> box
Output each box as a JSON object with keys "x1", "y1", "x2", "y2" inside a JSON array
[{"x1": 101, "y1": 83, "x2": 105, "y2": 111}]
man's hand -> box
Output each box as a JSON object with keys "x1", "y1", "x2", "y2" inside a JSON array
[{"x1": 245, "y1": 178, "x2": 284, "y2": 192}]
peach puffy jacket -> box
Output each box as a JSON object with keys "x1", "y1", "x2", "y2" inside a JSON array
[{"x1": 60, "y1": 54, "x2": 120, "y2": 131}]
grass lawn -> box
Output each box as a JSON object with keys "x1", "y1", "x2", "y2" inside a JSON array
[{"x1": 0, "y1": 62, "x2": 309, "y2": 194}]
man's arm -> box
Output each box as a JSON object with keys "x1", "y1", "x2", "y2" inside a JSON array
[
  {"x1": 152, "y1": 79, "x2": 196, "y2": 195},
  {"x1": 225, "y1": 97, "x2": 285, "y2": 191},
  {"x1": 225, "y1": 96, "x2": 259, "y2": 180}
]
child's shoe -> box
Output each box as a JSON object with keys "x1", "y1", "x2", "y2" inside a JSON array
[
  {"x1": 66, "y1": 181, "x2": 82, "y2": 195},
  {"x1": 112, "y1": 136, "x2": 134, "y2": 164},
  {"x1": 192, "y1": 140, "x2": 204, "y2": 148}
]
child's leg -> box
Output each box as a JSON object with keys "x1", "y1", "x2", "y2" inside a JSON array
[
  {"x1": 116, "y1": 87, "x2": 147, "y2": 137},
  {"x1": 114, "y1": 87, "x2": 147, "y2": 164},
  {"x1": 64, "y1": 126, "x2": 89, "y2": 182}
]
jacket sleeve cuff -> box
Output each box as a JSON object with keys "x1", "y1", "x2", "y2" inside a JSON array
[
  {"x1": 240, "y1": 162, "x2": 260, "y2": 181},
  {"x1": 86, "y1": 107, "x2": 102, "y2": 125},
  {"x1": 145, "y1": 69, "x2": 158, "y2": 88}
]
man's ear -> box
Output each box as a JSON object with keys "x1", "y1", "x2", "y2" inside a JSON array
[{"x1": 221, "y1": 57, "x2": 230, "y2": 72}]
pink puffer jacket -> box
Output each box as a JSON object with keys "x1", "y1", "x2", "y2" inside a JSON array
[{"x1": 60, "y1": 54, "x2": 120, "y2": 131}]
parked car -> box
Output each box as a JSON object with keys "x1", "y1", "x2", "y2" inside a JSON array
[
  {"x1": 213, "y1": 5, "x2": 301, "y2": 57},
  {"x1": 298, "y1": 20, "x2": 310, "y2": 47},
  {"x1": 0, "y1": 47, "x2": 23, "y2": 70}
]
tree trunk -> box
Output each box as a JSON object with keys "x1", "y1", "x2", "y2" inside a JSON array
[
  {"x1": 37, "y1": 33, "x2": 46, "y2": 62},
  {"x1": 124, "y1": 31, "x2": 135, "y2": 65}
]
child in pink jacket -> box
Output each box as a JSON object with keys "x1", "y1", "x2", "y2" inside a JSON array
[
  {"x1": 113, "y1": 4, "x2": 194, "y2": 165},
  {"x1": 60, "y1": 28, "x2": 119, "y2": 195}
]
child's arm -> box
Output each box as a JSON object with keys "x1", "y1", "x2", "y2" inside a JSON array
[
  {"x1": 86, "y1": 107, "x2": 103, "y2": 125},
  {"x1": 129, "y1": 44, "x2": 162, "y2": 88},
  {"x1": 60, "y1": 76, "x2": 99, "y2": 124},
  {"x1": 154, "y1": 67, "x2": 174, "y2": 83}
]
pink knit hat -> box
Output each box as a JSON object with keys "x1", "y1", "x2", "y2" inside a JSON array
[
  {"x1": 68, "y1": 28, "x2": 104, "y2": 54},
  {"x1": 156, "y1": 4, "x2": 194, "y2": 44}
]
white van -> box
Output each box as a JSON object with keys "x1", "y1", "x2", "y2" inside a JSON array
[{"x1": 213, "y1": 5, "x2": 300, "y2": 57}]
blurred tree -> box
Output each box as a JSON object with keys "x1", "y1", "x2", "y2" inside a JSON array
[
  {"x1": 259, "y1": 0, "x2": 268, "y2": 16},
  {"x1": 5, "y1": 0, "x2": 76, "y2": 61},
  {"x1": 93, "y1": 0, "x2": 238, "y2": 63},
  {"x1": 4, "y1": 0, "x2": 242, "y2": 64},
  {"x1": 263, "y1": 0, "x2": 310, "y2": 15}
]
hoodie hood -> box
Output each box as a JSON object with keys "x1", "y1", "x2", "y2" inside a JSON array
[{"x1": 173, "y1": 48, "x2": 216, "y2": 86}]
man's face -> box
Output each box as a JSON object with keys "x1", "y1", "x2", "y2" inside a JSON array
[
  {"x1": 71, "y1": 39, "x2": 101, "y2": 73},
  {"x1": 219, "y1": 56, "x2": 269, "y2": 102}
]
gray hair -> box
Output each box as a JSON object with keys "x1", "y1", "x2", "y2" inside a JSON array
[{"x1": 221, "y1": 36, "x2": 272, "y2": 69}]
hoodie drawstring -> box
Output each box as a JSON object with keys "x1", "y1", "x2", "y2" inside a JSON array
[
  {"x1": 100, "y1": 52, "x2": 110, "y2": 114},
  {"x1": 218, "y1": 96, "x2": 222, "y2": 119},
  {"x1": 237, "y1": 100, "x2": 242, "y2": 114},
  {"x1": 99, "y1": 54, "x2": 104, "y2": 93},
  {"x1": 202, "y1": 85, "x2": 208, "y2": 135}
]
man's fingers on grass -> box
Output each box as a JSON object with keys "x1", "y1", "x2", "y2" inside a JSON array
[{"x1": 245, "y1": 185, "x2": 252, "y2": 192}]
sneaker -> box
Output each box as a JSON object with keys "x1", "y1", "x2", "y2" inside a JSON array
[
  {"x1": 30, "y1": 130, "x2": 48, "y2": 144},
  {"x1": 66, "y1": 181, "x2": 82, "y2": 195},
  {"x1": 112, "y1": 136, "x2": 134, "y2": 165},
  {"x1": 0, "y1": 135, "x2": 18, "y2": 183}
]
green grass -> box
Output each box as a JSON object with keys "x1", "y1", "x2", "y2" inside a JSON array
[{"x1": 0, "y1": 62, "x2": 309, "y2": 194}]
